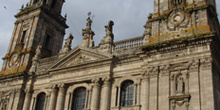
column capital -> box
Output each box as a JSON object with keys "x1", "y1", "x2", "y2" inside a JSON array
[
  {"x1": 102, "y1": 77, "x2": 111, "y2": 87},
  {"x1": 92, "y1": 77, "x2": 101, "y2": 87},
  {"x1": 49, "y1": 84, "x2": 57, "y2": 89},
  {"x1": 58, "y1": 83, "x2": 66, "y2": 89}
]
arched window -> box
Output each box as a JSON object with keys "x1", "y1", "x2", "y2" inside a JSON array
[
  {"x1": 120, "y1": 80, "x2": 134, "y2": 107},
  {"x1": 71, "y1": 87, "x2": 86, "y2": 110},
  {"x1": 35, "y1": 92, "x2": 46, "y2": 110}
]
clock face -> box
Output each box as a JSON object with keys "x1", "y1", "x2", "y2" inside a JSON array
[{"x1": 8, "y1": 53, "x2": 20, "y2": 68}]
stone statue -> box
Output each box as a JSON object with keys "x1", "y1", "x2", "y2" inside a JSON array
[
  {"x1": 105, "y1": 20, "x2": 114, "y2": 37},
  {"x1": 86, "y1": 17, "x2": 92, "y2": 30},
  {"x1": 143, "y1": 13, "x2": 152, "y2": 45},
  {"x1": 33, "y1": 44, "x2": 42, "y2": 61},
  {"x1": 176, "y1": 75, "x2": 184, "y2": 95},
  {"x1": 80, "y1": 17, "x2": 95, "y2": 48},
  {"x1": 64, "y1": 34, "x2": 74, "y2": 50},
  {"x1": 60, "y1": 34, "x2": 74, "y2": 54},
  {"x1": 99, "y1": 20, "x2": 114, "y2": 53},
  {"x1": 30, "y1": 44, "x2": 42, "y2": 72},
  {"x1": 35, "y1": 45, "x2": 42, "y2": 57}
]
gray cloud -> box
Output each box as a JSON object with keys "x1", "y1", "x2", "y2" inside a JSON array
[{"x1": 0, "y1": 0, "x2": 220, "y2": 68}]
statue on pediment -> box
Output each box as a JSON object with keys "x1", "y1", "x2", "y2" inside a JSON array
[{"x1": 105, "y1": 20, "x2": 114, "y2": 37}]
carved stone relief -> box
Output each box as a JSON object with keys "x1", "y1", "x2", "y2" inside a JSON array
[
  {"x1": 169, "y1": 64, "x2": 190, "y2": 110},
  {"x1": 167, "y1": 10, "x2": 190, "y2": 31},
  {"x1": 66, "y1": 55, "x2": 93, "y2": 66},
  {"x1": 0, "y1": 91, "x2": 11, "y2": 110}
]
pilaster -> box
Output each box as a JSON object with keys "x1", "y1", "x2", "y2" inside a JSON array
[
  {"x1": 91, "y1": 78, "x2": 101, "y2": 110},
  {"x1": 23, "y1": 89, "x2": 33, "y2": 110},
  {"x1": 56, "y1": 84, "x2": 66, "y2": 110},
  {"x1": 101, "y1": 77, "x2": 111, "y2": 110},
  {"x1": 48, "y1": 85, "x2": 58, "y2": 110},
  {"x1": 141, "y1": 74, "x2": 149, "y2": 110}
]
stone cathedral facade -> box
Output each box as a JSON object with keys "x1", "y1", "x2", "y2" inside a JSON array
[{"x1": 0, "y1": 0, "x2": 220, "y2": 110}]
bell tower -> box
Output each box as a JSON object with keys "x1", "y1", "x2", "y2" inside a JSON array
[
  {"x1": 0, "y1": 0, "x2": 68, "y2": 75},
  {"x1": 143, "y1": 0, "x2": 219, "y2": 44}
]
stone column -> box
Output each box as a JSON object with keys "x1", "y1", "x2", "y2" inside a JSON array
[
  {"x1": 91, "y1": 78, "x2": 101, "y2": 110},
  {"x1": 56, "y1": 84, "x2": 66, "y2": 110},
  {"x1": 12, "y1": 89, "x2": 21, "y2": 110},
  {"x1": 23, "y1": 89, "x2": 32, "y2": 110},
  {"x1": 141, "y1": 75, "x2": 149, "y2": 110},
  {"x1": 133, "y1": 84, "x2": 137, "y2": 105},
  {"x1": 48, "y1": 85, "x2": 57, "y2": 110},
  {"x1": 8, "y1": 90, "x2": 16, "y2": 110},
  {"x1": 117, "y1": 86, "x2": 121, "y2": 107},
  {"x1": 101, "y1": 77, "x2": 111, "y2": 110},
  {"x1": 85, "y1": 90, "x2": 90, "y2": 109},
  {"x1": 87, "y1": 90, "x2": 92, "y2": 109}
]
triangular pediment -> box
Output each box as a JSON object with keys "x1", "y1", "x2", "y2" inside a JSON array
[{"x1": 48, "y1": 47, "x2": 112, "y2": 70}]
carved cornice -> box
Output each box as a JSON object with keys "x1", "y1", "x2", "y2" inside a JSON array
[
  {"x1": 142, "y1": 32, "x2": 214, "y2": 54},
  {"x1": 49, "y1": 59, "x2": 112, "y2": 75}
]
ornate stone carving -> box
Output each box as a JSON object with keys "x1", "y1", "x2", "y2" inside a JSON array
[
  {"x1": 30, "y1": 44, "x2": 42, "y2": 72},
  {"x1": 92, "y1": 77, "x2": 101, "y2": 87},
  {"x1": 66, "y1": 55, "x2": 92, "y2": 66},
  {"x1": 175, "y1": 73, "x2": 185, "y2": 95},
  {"x1": 102, "y1": 77, "x2": 111, "y2": 87},
  {"x1": 99, "y1": 20, "x2": 114, "y2": 53},
  {"x1": 33, "y1": 44, "x2": 42, "y2": 61},
  {"x1": 59, "y1": 34, "x2": 74, "y2": 54},
  {"x1": 105, "y1": 20, "x2": 114, "y2": 37},
  {"x1": 170, "y1": 70, "x2": 189, "y2": 96},
  {"x1": 0, "y1": 91, "x2": 11, "y2": 110},
  {"x1": 143, "y1": 13, "x2": 153, "y2": 45},
  {"x1": 169, "y1": 94, "x2": 190, "y2": 110},
  {"x1": 160, "y1": 65, "x2": 170, "y2": 76},
  {"x1": 147, "y1": 67, "x2": 158, "y2": 78},
  {"x1": 167, "y1": 10, "x2": 190, "y2": 31},
  {"x1": 86, "y1": 17, "x2": 92, "y2": 30},
  {"x1": 80, "y1": 17, "x2": 95, "y2": 48},
  {"x1": 58, "y1": 83, "x2": 66, "y2": 89}
]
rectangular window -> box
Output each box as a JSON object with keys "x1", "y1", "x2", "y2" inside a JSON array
[
  {"x1": 20, "y1": 30, "x2": 26, "y2": 44},
  {"x1": 45, "y1": 34, "x2": 53, "y2": 50}
]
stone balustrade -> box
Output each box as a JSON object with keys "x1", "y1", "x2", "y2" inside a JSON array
[{"x1": 113, "y1": 37, "x2": 143, "y2": 51}]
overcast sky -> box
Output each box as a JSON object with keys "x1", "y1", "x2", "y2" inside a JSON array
[{"x1": 0, "y1": 0, "x2": 220, "y2": 69}]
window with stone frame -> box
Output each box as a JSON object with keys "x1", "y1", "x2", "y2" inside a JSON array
[
  {"x1": 33, "y1": 0, "x2": 40, "y2": 4},
  {"x1": 71, "y1": 87, "x2": 86, "y2": 110},
  {"x1": 44, "y1": 34, "x2": 53, "y2": 51},
  {"x1": 20, "y1": 30, "x2": 26, "y2": 44},
  {"x1": 35, "y1": 92, "x2": 46, "y2": 110},
  {"x1": 120, "y1": 80, "x2": 134, "y2": 107}
]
